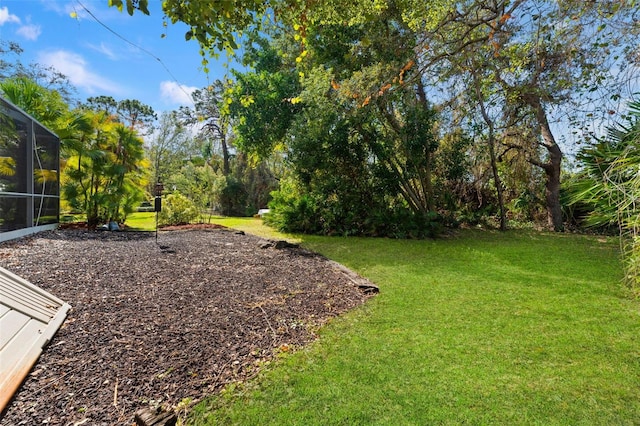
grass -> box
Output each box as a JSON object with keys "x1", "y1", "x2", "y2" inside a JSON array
[
  {"x1": 60, "y1": 213, "x2": 85, "y2": 223},
  {"x1": 60, "y1": 212, "x2": 158, "y2": 231},
  {"x1": 60, "y1": 214, "x2": 640, "y2": 423},
  {"x1": 122, "y1": 213, "x2": 295, "y2": 238},
  {"x1": 124, "y1": 212, "x2": 156, "y2": 231},
  {"x1": 203, "y1": 215, "x2": 300, "y2": 241},
  {"x1": 185, "y1": 223, "x2": 640, "y2": 425}
]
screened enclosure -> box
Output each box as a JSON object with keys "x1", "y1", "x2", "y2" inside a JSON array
[{"x1": 0, "y1": 96, "x2": 59, "y2": 242}]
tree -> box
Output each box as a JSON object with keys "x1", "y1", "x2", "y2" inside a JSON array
[
  {"x1": 146, "y1": 111, "x2": 193, "y2": 190},
  {"x1": 0, "y1": 41, "x2": 23, "y2": 79},
  {"x1": 236, "y1": 152, "x2": 279, "y2": 213},
  {"x1": 62, "y1": 106, "x2": 148, "y2": 227},
  {"x1": 404, "y1": 0, "x2": 640, "y2": 231},
  {"x1": 168, "y1": 159, "x2": 221, "y2": 218},
  {"x1": 83, "y1": 96, "x2": 156, "y2": 134},
  {"x1": 179, "y1": 81, "x2": 232, "y2": 175},
  {"x1": 116, "y1": 99, "x2": 157, "y2": 132},
  {"x1": 566, "y1": 100, "x2": 640, "y2": 292},
  {"x1": 225, "y1": 33, "x2": 301, "y2": 162},
  {"x1": 293, "y1": 12, "x2": 443, "y2": 223},
  {"x1": 109, "y1": 0, "x2": 403, "y2": 59},
  {"x1": 112, "y1": 0, "x2": 640, "y2": 232},
  {"x1": 0, "y1": 76, "x2": 69, "y2": 127},
  {"x1": 471, "y1": 67, "x2": 507, "y2": 230},
  {"x1": 83, "y1": 96, "x2": 118, "y2": 116},
  {"x1": 62, "y1": 110, "x2": 114, "y2": 227},
  {"x1": 107, "y1": 124, "x2": 148, "y2": 220},
  {"x1": 229, "y1": 17, "x2": 445, "y2": 236}
]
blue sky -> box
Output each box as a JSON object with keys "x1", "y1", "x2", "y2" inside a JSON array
[{"x1": 0, "y1": 0, "x2": 232, "y2": 114}]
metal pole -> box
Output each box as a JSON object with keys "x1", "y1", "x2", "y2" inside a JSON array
[{"x1": 154, "y1": 182, "x2": 163, "y2": 245}]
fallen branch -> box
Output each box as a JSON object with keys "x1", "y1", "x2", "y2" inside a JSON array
[
  {"x1": 257, "y1": 305, "x2": 278, "y2": 341},
  {"x1": 113, "y1": 377, "x2": 118, "y2": 407}
]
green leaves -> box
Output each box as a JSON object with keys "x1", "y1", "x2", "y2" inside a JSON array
[
  {"x1": 107, "y1": 0, "x2": 123, "y2": 12},
  {"x1": 566, "y1": 100, "x2": 640, "y2": 229},
  {"x1": 108, "y1": 0, "x2": 149, "y2": 15},
  {"x1": 106, "y1": 0, "x2": 640, "y2": 233},
  {"x1": 59, "y1": 103, "x2": 148, "y2": 225}
]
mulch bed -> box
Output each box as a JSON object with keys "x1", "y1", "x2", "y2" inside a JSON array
[{"x1": 0, "y1": 227, "x2": 375, "y2": 425}]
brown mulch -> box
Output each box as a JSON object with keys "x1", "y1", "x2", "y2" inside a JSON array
[{"x1": 0, "y1": 228, "x2": 375, "y2": 425}]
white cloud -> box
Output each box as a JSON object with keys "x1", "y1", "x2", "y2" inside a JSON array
[
  {"x1": 160, "y1": 81, "x2": 197, "y2": 105},
  {"x1": 0, "y1": 6, "x2": 20, "y2": 25},
  {"x1": 86, "y1": 42, "x2": 118, "y2": 60},
  {"x1": 37, "y1": 50, "x2": 124, "y2": 95},
  {"x1": 1, "y1": 7, "x2": 42, "y2": 41},
  {"x1": 16, "y1": 23, "x2": 41, "y2": 41}
]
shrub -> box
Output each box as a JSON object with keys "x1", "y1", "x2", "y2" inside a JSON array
[
  {"x1": 265, "y1": 177, "x2": 442, "y2": 238},
  {"x1": 218, "y1": 176, "x2": 249, "y2": 217},
  {"x1": 136, "y1": 201, "x2": 155, "y2": 212},
  {"x1": 158, "y1": 192, "x2": 199, "y2": 226},
  {"x1": 264, "y1": 178, "x2": 322, "y2": 234}
]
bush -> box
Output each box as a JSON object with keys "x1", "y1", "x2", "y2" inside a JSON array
[
  {"x1": 376, "y1": 208, "x2": 443, "y2": 239},
  {"x1": 265, "y1": 177, "x2": 442, "y2": 238},
  {"x1": 264, "y1": 178, "x2": 322, "y2": 234},
  {"x1": 136, "y1": 201, "x2": 155, "y2": 212},
  {"x1": 219, "y1": 176, "x2": 249, "y2": 217},
  {"x1": 158, "y1": 192, "x2": 199, "y2": 226}
]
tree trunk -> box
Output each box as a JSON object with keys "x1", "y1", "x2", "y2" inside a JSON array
[
  {"x1": 416, "y1": 79, "x2": 435, "y2": 212},
  {"x1": 488, "y1": 132, "x2": 507, "y2": 230},
  {"x1": 529, "y1": 96, "x2": 564, "y2": 231},
  {"x1": 543, "y1": 142, "x2": 563, "y2": 231},
  {"x1": 221, "y1": 130, "x2": 230, "y2": 176},
  {"x1": 472, "y1": 72, "x2": 507, "y2": 230}
]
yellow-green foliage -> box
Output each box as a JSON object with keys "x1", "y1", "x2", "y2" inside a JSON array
[{"x1": 158, "y1": 192, "x2": 199, "y2": 226}]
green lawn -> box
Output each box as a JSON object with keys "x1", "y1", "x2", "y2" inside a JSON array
[
  {"x1": 122, "y1": 213, "x2": 294, "y2": 238},
  {"x1": 124, "y1": 212, "x2": 156, "y2": 231},
  {"x1": 203, "y1": 215, "x2": 301, "y2": 241},
  {"x1": 186, "y1": 221, "x2": 640, "y2": 425}
]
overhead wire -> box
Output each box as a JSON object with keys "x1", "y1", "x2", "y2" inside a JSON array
[{"x1": 74, "y1": 0, "x2": 196, "y2": 106}]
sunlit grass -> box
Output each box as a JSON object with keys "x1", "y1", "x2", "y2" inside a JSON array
[
  {"x1": 74, "y1": 212, "x2": 281, "y2": 235},
  {"x1": 187, "y1": 227, "x2": 640, "y2": 425},
  {"x1": 60, "y1": 212, "x2": 85, "y2": 223},
  {"x1": 124, "y1": 212, "x2": 156, "y2": 231},
  {"x1": 205, "y1": 216, "x2": 301, "y2": 242},
  {"x1": 122, "y1": 212, "x2": 297, "y2": 239}
]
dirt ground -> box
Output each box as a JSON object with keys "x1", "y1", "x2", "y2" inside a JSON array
[{"x1": 0, "y1": 227, "x2": 374, "y2": 425}]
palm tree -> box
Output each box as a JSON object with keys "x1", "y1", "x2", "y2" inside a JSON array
[
  {"x1": 105, "y1": 124, "x2": 147, "y2": 221},
  {"x1": 567, "y1": 100, "x2": 640, "y2": 291},
  {"x1": 0, "y1": 76, "x2": 66, "y2": 126},
  {"x1": 566, "y1": 101, "x2": 640, "y2": 228}
]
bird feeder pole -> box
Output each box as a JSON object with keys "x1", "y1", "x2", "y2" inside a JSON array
[{"x1": 154, "y1": 182, "x2": 164, "y2": 243}]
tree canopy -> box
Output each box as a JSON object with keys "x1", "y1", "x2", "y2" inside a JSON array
[
  {"x1": 15, "y1": 0, "x2": 630, "y2": 236},
  {"x1": 109, "y1": 0, "x2": 637, "y2": 231}
]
